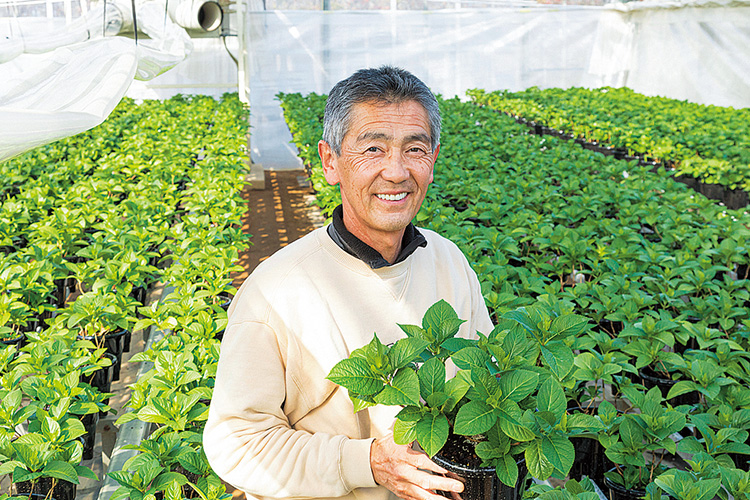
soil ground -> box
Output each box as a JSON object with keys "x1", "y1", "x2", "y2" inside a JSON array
[{"x1": 231, "y1": 170, "x2": 325, "y2": 286}]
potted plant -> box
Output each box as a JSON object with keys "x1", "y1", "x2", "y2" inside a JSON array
[
  {"x1": 52, "y1": 290, "x2": 135, "y2": 381},
  {"x1": 599, "y1": 386, "x2": 687, "y2": 498},
  {"x1": 327, "y1": 300, "x2": 593, "y2": 498}
]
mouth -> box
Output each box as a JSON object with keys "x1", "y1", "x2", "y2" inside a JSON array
[{"x1": 375, "y1": 192, "x2": 408, "y2": 202}]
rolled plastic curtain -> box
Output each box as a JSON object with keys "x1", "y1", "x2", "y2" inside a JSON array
[{"x1": 0, "y1": 0, "x2": 194, "y2": 162}]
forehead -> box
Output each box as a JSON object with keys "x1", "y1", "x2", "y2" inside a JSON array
[{"x1": 345, "y1": 100, "x2": 431, "y2": 143}]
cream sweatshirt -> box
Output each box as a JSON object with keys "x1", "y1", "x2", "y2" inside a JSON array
[{"x1": 203, "y1": 225, "x2": 493, "y2": 500}]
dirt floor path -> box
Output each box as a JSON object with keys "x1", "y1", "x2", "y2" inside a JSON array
[{"x1": 231, "y1": 169, "x2": 325, "y2": 287}]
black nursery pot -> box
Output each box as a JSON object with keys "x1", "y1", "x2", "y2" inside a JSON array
[
  {"x1": 432, "y1": 454, "x2": 527, "y2": 500},
  {"x1": 603, "y1": 470, "x2": 647, "y2": 500},
  {"x1": 570, "y1": 435, "x2": 609, "y2": 484},
  {"x1": 79, "y1": 412, "x2": 99, "y2": 460},
  {"x1": 14, "y1": 478, "x2": 77, "y2": 500},
  {"x1": 1, "y1": 332, "x2": 26, "y2": 350},
  {"x1": 80, "y1": 352, "x2": 117, "y2": 417},
  {"x1": 79, "y1": 330, "x2": 128, "y2": 381},
  {"x1": 638, "y1": 367, "x2": 700, "y2": 407}
]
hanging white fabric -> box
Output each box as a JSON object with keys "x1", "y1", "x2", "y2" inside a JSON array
[{"x1": 0, "y1": 0, "x2": 194, "y2": 162}]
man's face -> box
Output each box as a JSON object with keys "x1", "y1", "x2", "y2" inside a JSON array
[{"x1": 319, "y1": 100, "x2": 439, "y2": 245}]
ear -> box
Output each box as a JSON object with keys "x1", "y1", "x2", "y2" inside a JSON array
[
  {"x1": 427, "y1": 143, "x2": 440, "y2": 184},
  {"x1": 318, "y1": 140, "x2": 340, "y2": 186}
]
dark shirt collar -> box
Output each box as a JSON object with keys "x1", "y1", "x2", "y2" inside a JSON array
[{"x1": 326, "y1": 204, "x2": 427, "y2": 269}]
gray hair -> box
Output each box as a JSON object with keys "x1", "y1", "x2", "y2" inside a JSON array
[{"x1": 322, "y1": 66, "x2": 441, "y2": 156}]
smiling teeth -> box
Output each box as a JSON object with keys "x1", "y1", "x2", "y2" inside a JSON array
[{"x1": 377, "y1": 193, "x2": 407, "y2": 201}]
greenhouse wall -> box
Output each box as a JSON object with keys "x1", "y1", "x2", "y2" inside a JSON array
[{"x1": 239, "y1": 1, "x2": 750, "y2": 169}]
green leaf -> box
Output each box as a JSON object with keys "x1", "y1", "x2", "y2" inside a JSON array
[
  {"x1": 327, "y1": 357, "x2": 384, "y2": 396},
  {"x1": 497, "y1": 370, "x2": 539, "y2": 403},
  {"x1": 549, "y1": 314, "x2": 589, "y2": 340},
  {"x1": 394, "y1": 418, "x2": 418, "y2": 445},
  {"x1": 350, "y1": 396, "x2": 376, "y2": 413},
  {"x1": 152, "y1": 471, "x2": 188, "y2": 490},
  {"x1": 422, "y1": 300, "x2": 465, "y2": 343},
  {"x1": 42, "y1": 416, "x2": 61, "y2": 441},
  {"x1": 454, "y1": 401, "x2": 497, "y2": 436},
  {"x1": 541, "y1": 434, "x2": 574, "y2": 477},
  {"x1": 13, "y1": 467, "x2": 40, "y2": 484},
  {"x1": 415, "y1": 413, "x2": 449, "y2": 457},
  {"x1": 537, "y1": 378, "x2": 566, "y2": 418},
  {"x1": 75, "y1": 464, "x2": 99, "y2": 482},
  {"x1": 418, "y1": 357, "x2": 446, "y2": 399},
  {"x1": 525, "y1": 439, "x2": 554, "y2": 480},
  {"x1": 496, "y1": 400, "x2": 534, "y2": 442},
  {"x1": 389, "y1": 338, "x2": 430, "y2": 370},
  {"x1": 468, "y1": 370, "x2": 500, "y2": 401},
  {"x1": 619, "y1": 418, "x2": 643, "y2": 450},
  {"x1": 398, "y1": 323, "x2": 428, "y2": 340},
  {"x1": 494, "y1": 454, "x2": 519, "y2": 488},
  {"x1": 444, "y1": 372, "x2": 471, "y2": 412},
  {"x1": 503, "y1": 309, "x2": 535, "y2": 334},
  {"x1": 374, "y1": 369, "x2": 420, "y2": 406},
  {"x1": 451, "y1": 347, "x2": 490, "y2": 371},
  {"x1": 666, "y1": 380, "x2": 696, "y2": 400},
  {"x1": 540, "y1": 343, "x2": 574, "y2": 379},
  {"x1": 42, "y1": 460, "x2": 80, "y2": 484}
]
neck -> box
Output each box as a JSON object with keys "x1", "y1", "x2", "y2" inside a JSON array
[{"x1": 342, "y1": 211, "x2": 404, "y2": 265}]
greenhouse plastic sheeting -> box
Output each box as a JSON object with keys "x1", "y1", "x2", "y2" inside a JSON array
[
  {"x1": 242, "y1": 2, "x2": 750, "y2": 169},
  {"x1": 242, "y1": 7, "x2": 603, "y2": 168},
  {"x1": 590, "y1": 0, "x2": 750, "y2": 108},
  {"x1": 0, "y1": 1, "x2": 193, "y2": 162}
]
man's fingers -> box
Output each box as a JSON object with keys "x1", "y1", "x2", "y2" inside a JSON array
[
  {"x1": 402, "y1": 466, "x2": 464, "y2": 494},
  {"x1": 370, "y1": 435, "x2": 465, "y2": 499}
]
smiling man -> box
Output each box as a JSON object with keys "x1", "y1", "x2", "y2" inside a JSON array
[{"x1": 204, "y1": 66, "x2": 493, "y2": 500}]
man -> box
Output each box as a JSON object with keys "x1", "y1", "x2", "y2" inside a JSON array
[{"x1": 204, "y1": 66, "x2": 493, "y2": 500}]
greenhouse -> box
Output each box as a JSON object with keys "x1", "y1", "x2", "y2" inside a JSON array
[{"x1": 1, "y1": 0, "x2": 750, "y2": 499}]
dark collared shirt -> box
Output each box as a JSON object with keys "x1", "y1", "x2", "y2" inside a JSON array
[{"x1": 326, "y1": 204, "x2": 427, "y2": 269}]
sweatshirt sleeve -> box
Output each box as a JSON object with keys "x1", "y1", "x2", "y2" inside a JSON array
[{"x1": 203, "y1": 320, "x2": 378, "y2": 498}]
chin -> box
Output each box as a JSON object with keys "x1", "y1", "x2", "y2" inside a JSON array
[{"x1": 373, "y1": 214, "x2": 414, "y2": 232}]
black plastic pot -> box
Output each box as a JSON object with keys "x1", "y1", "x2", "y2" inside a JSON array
[
  {"x1": 603, "y1": 470, "x2": 647, "y2": 500},
  {"x1": 1, "y1": 332, "x2": 26, "y2": 349},
  {"x1": 570, "y1": 435, "x2": 609, "y2": 484},
  {"x1": 123, "y1": 330, "x2": 132, "y2": 353},
  {"x1": 638, "y1": 367, "x2": 699, "y2": 407},
  {"x1": 568, "y1": 405, "x2": 610, "y2": 484},
  {"x1": 80, "y1": 352, "x2": 117, "y2": 417},
  {"x1": 432, "y1": 454, "x2": 527, "y2": 500},
  {"x1": 14, "y1": 478, "x2": 76, "y2": 500},
  {"x1": 79, "y1": 412, "x2": 99, "y2": 460},
  {"x1": 80, "y1": 329, "x2": 127, "y2": 382},
  {"x1": 218, "y1": 292, "x2": 233, "y2": 311},
  {"x1": 728, "y1": 452, "x2": 750, "y2": 471}
]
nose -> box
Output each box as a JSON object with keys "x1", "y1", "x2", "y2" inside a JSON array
[{"x1": 380, "y1": 150, "x2": 410, "y2": 184}]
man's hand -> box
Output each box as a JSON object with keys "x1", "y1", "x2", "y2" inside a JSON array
[{"x1": 370, "y1": 434, "x2": 464, "y2": 500}]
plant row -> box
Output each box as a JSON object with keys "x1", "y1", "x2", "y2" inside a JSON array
[
  {"x1": 0, "y1": 93, "x2": 249, "y2": 500},
  {"x1": 467, "y1": 87, "x2": 750, "y2": 196},
  {"x1": 278, "y1": 90, "x2": 750, "y2": 498}
]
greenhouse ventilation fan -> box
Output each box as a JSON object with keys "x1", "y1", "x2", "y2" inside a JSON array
[{"x1": 168, "y1": 0, "x2": 224, "y2": 32}]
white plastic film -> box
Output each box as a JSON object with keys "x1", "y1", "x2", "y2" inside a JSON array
[
  {"x1": 243, "y1": 8, "x2": 602, "y2": 168},
  {"x1": 242, "y1": 2, "x2": 750, "y2": 169},
  {"x1": 0, "y1": 0, "x2": 193, "y2": 162},
  {"x1": 587, "y1": 0, "x2": 750, "y2": 107}
]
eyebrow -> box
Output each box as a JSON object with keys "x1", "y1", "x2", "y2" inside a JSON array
[{"x1": 355, "y1": 131, "x2": 432, "y2": 146}]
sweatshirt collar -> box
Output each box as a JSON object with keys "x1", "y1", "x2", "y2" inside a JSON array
[{"x1": 326, "y1": 204, "x2": 427, "y2": 269}]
